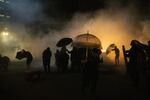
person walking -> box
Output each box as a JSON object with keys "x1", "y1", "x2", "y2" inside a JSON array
[{"x1": 42, "y1": 47, "x2": 52, "y2": 72}]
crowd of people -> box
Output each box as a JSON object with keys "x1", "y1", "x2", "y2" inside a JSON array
[
  {"x1": 15, "y1": 46, "x2": 102, "y2": 73},
  {"x1": 14, "y1": 45, "x2": 103, "y2": 93},
  {"x1": 125, "y1": 40, "x2": 150, "y2": 87},
  {"x1": 54, "y1": 46, "x2": 69, "y2": 72},
  {"x1": 1, "y1": 39, "x2": 150, "y2": 93}
]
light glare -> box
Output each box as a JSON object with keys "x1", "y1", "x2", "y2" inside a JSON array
[{"x1": 2, "y1": 31, "x2": 9, "y2": 36}]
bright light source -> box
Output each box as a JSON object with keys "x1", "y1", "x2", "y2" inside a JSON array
[
  {"x1": 2, "y1": 31, "x2": 9, "y2": 36},
  {"x1": 1, "y1": 31, "x2": 10, "y2": 43}
]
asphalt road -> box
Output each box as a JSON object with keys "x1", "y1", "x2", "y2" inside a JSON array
[{"x1": 0, "y1": 62, "x2": 149, "y2": 100}]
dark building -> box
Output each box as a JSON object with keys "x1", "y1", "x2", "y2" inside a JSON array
[{"x1": 0, "y1": 0, "x2": 10, "y2": 32}]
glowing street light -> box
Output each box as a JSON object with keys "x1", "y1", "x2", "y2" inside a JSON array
[
  {"x1": 1, "y1": 27, "x2": 9, "y2": 36},
  {"x1": 2, "y1": 31, "x2": 9, "y2": 36},
  {"x1": 0, "y1": 28, "x2": 10, "y2": 43}
]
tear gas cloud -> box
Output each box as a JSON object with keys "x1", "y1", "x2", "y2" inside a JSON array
[
  {"x1": 9, "y1": 0, "x2": 43, "y2": 23},
  {"x1": 1, "y1": 0, "x2": 150, "y2": 65}
]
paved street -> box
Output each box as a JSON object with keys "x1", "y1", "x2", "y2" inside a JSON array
[{"x1": 0, "y1": 62, "x2": 149, "y2": 100}]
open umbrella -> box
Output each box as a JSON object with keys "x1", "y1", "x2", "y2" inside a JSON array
[
  {"x1": 106, "y1": 43, "x2": 116, "y2": 54},
  {"x1": 73, "y1": 33, "x2": 102, "y2": 49},
  {"x1": 73, "y1": 32, "x2": 102, "y2": 60},
  {"x1": 16, "y1": 51, "x2": 24, "y2": 60},
  {"x1": 56, "y1": 38, "x2": 73, "y2": 47}
]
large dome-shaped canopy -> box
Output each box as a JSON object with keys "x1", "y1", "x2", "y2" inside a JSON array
[{"x1": 73, "y1": 33, "x2": 102, "y2": 49}]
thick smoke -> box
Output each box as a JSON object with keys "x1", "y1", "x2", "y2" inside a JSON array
[
  {"x1": 1, "y1": 0, "x2": 150, "y2": 66},
  {"x1": 62, "y1": 0, "x2": 150, "y2": 63},
  {"x1": 9, "y1": 0, "x2": 43, "y2": 23}
]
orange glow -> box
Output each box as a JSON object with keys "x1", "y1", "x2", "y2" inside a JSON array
[
  {"x1": 7, "y1": 11, "x2": 149, "y2": 64},
  {"x1": 64, "y1": 13, "x2": 149, "y2": 64}
]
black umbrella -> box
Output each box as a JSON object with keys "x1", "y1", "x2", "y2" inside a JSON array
[
  {"x1": 56, "y1": 38, "x2": 73, "y2": 47},
  {"x1": 16, "y1": 51, "x2": 24, "y2": 60}
]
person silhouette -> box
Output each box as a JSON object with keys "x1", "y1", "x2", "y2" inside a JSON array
[
  {"x1": 68, "y1": 47, "x2": 81, "y2": 71},
  {"x1": 55, "y1": 49, "x2": 59, "y2": 64},
  {"x1": 59, "y1": 47, "x2": 69, "y2": 72},
  {"x1": 55, "y1": 49, "x2": 61, "y2": 72},
  {"x1": 114, "y1": 46, "x2": 120, "y2": 65},
  {"x1": 23, "y1": 50, "x2": 33, "y2": 70},
  {"x1": 0, "y1": 55, "x2": 10, "y2": 71},
  {"x1": 81, "y1": 48, "x2": 100, "y2": 94},
  {"x1": 126, "y1": 40, "x2": 141, "y2": 86},
  {"x1": 42, "y1": 47, "x2": 52, "y2": 72},
  {"x1": 16, "y1": 49, "x2": 33, "y2": 70}
]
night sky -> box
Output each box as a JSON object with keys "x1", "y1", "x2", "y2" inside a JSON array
[
  {"x1": 10, "y1": 0, "x2": 150, "y2": 24},
  {"x1": 40, "y1": 0, "x2": 150, "y2": 19}
]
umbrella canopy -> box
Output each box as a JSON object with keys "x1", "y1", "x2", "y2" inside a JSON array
[
  {"x1": 73, "y1": 33, "x2": 102, "y2": 49},
  {"x1": 16, "y1": 51, "x2": 24, "y2": 60},
  {"x1": 106, "y1": 43, "x2": 116, "y2": 54},
  {"x1": 56, "y1": 38, "x2": 73, "y2": 47}
]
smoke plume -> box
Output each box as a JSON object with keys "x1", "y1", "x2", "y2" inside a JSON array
[{"x1": 1, "y1": 0, "x2": 150, "y2": 65}]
